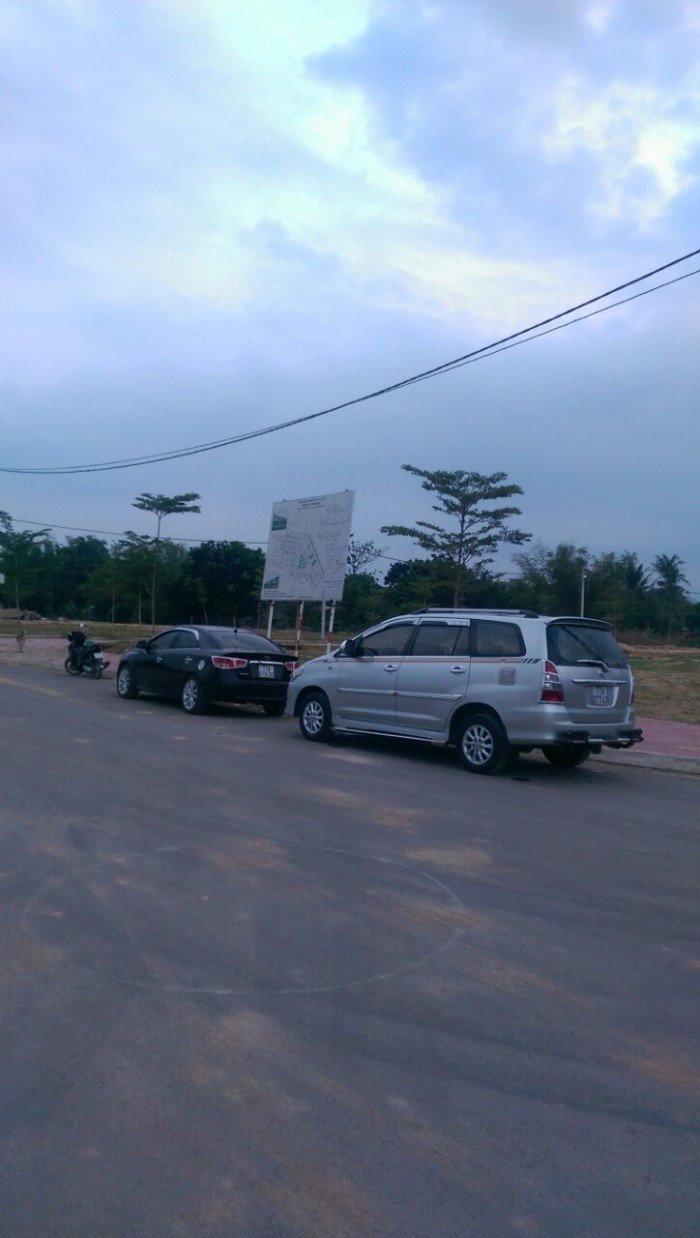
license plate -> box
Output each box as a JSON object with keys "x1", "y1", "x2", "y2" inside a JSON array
[
  {"x1": 591, "y1": 685, "x2": 610, "y2": 706},
  {"x1": 258, "y1": 664, "x2": 276, "y2": 679}
]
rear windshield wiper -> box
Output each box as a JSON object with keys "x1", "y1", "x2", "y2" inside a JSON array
[{"x1": 577, "y1": 658, "x2": 609, "y2": 672}]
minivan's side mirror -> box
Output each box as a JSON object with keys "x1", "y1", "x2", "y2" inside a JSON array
[{"x1": 338, "y1": 638, "x2": 355, "y2": 656}]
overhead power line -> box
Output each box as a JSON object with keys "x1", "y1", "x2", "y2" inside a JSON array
[
  {"x1": 6, "y1": 516, "x2": 266, "y2": 546},
  {"x1": 2, "y1": 248, "x2": 699, "y2": 477}
]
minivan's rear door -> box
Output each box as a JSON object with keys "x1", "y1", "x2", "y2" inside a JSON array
[{"x1": 546, "y1": 621, "x2": 632, "y2": 724}]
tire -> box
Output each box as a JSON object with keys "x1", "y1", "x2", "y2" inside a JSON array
[
  {"x1": 117, "y1": 665, "x2": 138, "y2": 699},
  {"x1": 299, "y1": 691, "x2": 333, "y2": 742},
  {"x1": 542, "y1": 745, "x2": 592, "y2": 768},
  {"x1": 262, "y1": 701, "x2": 286, "y2": 717},
  {"x1": 181, "y1": 675, "x2": 209, "y2": 715},
  {"x1": 456, "y1": 712, "x2": 510, "y2": 775},
  {"x1": 65, "y1": 657, "x2": 82, "y2": 676}
]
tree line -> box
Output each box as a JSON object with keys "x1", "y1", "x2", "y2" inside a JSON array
[{"x1": 1, "y1": 468, "x2": 696, "y2": 637}]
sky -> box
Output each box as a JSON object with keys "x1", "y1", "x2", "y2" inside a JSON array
[{"x1": 2, "y1": 0, "x2": 699, "y2": 598}]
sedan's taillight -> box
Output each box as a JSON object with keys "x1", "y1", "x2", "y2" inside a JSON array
[
  {"x1": 284, "y1": 661, "x2": 297, "y2": 672},
  {"x1": 540, "y1": 660, "x2": 564, "y2": 703},
  {"x1": 211, "y1": 656, "x2": 248, "y2": 670}
]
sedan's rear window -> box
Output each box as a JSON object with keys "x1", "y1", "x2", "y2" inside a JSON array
[
  {"x1": 207, "y1": 628, "x2": 285, "y2": 653},
  {"x1": 547, "y1": 623, "x2": 628, "y2": 668}
]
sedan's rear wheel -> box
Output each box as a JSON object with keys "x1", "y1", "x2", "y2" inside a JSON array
[
  {"x1": 456, "y1": 712, "x2": 510, "y2": 775},
  {"x1": 299, "y1": 691, "x2": 332, "y2": 742},
  {"x1": 542, "y1": 745, "x2": 591, "y2": 768},
  {"x1": 181, "y1": 676, "x2": 209, "y2": 715},
  {"x1": 117, "y1": 665, "x2": 138, "y2": 699}
]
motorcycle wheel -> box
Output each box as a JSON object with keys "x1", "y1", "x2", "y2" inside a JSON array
[{"x1": 65, "y1": 657, "x2": 82, "y2": 676}]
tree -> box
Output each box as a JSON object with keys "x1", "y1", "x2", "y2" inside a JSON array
[
  {"x1": 179, "y1": 541, "x2": 264, "y2": 625},
  {"x1": 652, "y1": 553, "x2": 689, "y2": 638},
  {"x1": 381, "y1": 466, "x2": 530, "y2": 607},
  {"x1": 0, "y1": 514, "x2": 52, "y2": 632},
  {"x1": 131, "y1": 492, "x2": 201, "y2": 629},
  {"x1": 346, "y1": 536, "x2": 385, "y2": 577}
]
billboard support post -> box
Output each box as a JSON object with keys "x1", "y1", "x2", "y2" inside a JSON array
[
  {"x1": 326, "y1": 601, "x2": 336, "y2": 654},
  {"x1": 295, "y1": 601, "x2": 305, "y2": 659},
  {"x1": 266, "y1": 603, "x2": 274, "y2": 640}
]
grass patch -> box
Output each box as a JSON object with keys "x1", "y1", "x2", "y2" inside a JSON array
[{"x1": 628, "y1": 649, "x2": 700, "y2": 725}]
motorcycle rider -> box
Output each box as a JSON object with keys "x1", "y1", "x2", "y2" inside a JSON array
[{"x1": 67, "y1": 623, "x2": 87, "y2": 670}]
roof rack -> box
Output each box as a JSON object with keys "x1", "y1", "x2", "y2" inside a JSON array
[{"x1": 415, "y1": 607, "x2": 540, "y2": 619}]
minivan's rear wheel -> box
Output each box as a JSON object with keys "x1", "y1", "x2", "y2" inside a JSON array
[
  {"x1": 542, "y1": 745, "x2": 591, "y2": 768},
  {"x1": 181, "y1": 676, "x2": 208, "y2": 715},
  {"x1": 299, "y1": 692, "x2": 332, "y2": 742},
  {"x1": 456, "y1": 713, "x2": 510, "y2": 775}
]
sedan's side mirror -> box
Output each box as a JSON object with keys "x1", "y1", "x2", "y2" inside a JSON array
[{"x1": 136, "y1": 639, "x2": 149, "y2": 649}]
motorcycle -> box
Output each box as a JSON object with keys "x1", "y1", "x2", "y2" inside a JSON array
[{"x1": 65, "y1": 634, "x2": 110, "y2": 679}]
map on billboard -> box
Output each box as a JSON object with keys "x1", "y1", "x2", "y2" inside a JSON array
[{"x1": 261, "y1": 490, "x2": 355, "y2": 601}]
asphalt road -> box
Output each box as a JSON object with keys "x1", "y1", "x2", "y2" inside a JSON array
[{"x1": 1, "y1": 665, "x2": 698, "y2": 1237}]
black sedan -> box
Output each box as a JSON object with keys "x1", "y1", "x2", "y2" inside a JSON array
[{"x1": 116, "y1": 626, "x2": 297, "y2": 715}]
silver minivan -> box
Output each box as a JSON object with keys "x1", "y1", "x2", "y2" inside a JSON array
[{"x1": 286, "y1": 608, "x2": 643, "y2": 774}]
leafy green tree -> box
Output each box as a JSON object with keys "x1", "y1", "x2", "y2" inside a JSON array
[
  {"x1": 113, "y1": 534, "x2": 155, "y2": 624},
  {"x1": 177, "y1": 541, "x2": 264, "y2": 625},
  {"x1": 51, "y1": 536, "x2": 111, "y2": 617},
  {"x1": 652, "y1": 553, "x2": 689, "y2": 638},
  {"x1": 338, "y1": 572, "x2": 385, "y2": 629},
  {"x1": 0, "y1": 515, "x2": 52, "y2": 629},
  {"x1": 381, "y1": 466, "x2": 530, "y2": 607},
  {"x1": 131, "y1": 492, "x2": 201, "y2": 629},
  {"x1": 383, "y1": 557, "x2": 454, "y2": 612},
  {"x1": 513, "y1": 542, "x2": 589, "y2": 616}
]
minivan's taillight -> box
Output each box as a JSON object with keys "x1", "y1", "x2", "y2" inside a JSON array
[
  {"x1": 284, "y1": 661, "x2": 297, "y2": 672},
  {"x1": 211, "y1": 656, "x2": 248, "y2": 670},
  {"x1": 540, "y1": 660, "x2": 564, "y2": 703}
]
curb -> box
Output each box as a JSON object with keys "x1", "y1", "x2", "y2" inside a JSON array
[{"x1": 592, "y1": 749, "x2": 700, "y2": 776}]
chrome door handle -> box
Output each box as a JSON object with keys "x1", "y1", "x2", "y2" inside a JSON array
[
  {"x1": 383, "y1": 664, "x2": 399, "y2": 673},
  {"x1": 449, "y1": 665, "x2": 467, "y2": 674}
]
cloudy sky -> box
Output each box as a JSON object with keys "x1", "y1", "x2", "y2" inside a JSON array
[{"x1": 2, "y1": 0, "x2": 699, "y2": 596}]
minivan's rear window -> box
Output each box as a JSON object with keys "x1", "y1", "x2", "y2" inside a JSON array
[
  {"x1": 547, "y1": 623, "x2": 627, "y2": 668},
  {"x1": 472, "y1": 621, "x2": 525, "y2": 657}
]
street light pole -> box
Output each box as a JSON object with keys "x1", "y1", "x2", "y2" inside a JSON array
[{"x1": 580, "y1": 570, "x2": 588, "y2": 617}]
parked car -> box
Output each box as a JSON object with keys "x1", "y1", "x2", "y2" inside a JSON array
[
  {"x1": 286, "y1": 608, "x2": 643, "y2": 774},
  {"x1": 116, "y1": 625, "x2": 297, "y2": 715}
]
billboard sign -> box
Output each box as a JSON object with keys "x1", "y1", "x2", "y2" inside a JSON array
[{"x1": 261, "y1": 490, "x2": 355, "y2": 601}]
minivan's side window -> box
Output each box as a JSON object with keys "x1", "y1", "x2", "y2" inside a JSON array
[
  {"x1": 472, "y1": 620, "x2": 524, "y2": 657},
  {"x1": 360, "y1": 623, "x2": 414, "y2": 657},
  {"x1": 410, "y1": 624, "x2": 461, "y2": 656}
]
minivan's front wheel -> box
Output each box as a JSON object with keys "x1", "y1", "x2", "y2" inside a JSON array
[
  {"x1": 456, "y1": 713, "x2": 510, "y2": 775},
  {"x1": 542, "y1": 744, "x2": 591, "y2": 768},
  {"x1": 299, "y1": 692, "x2": 332, "y2": 742}
]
